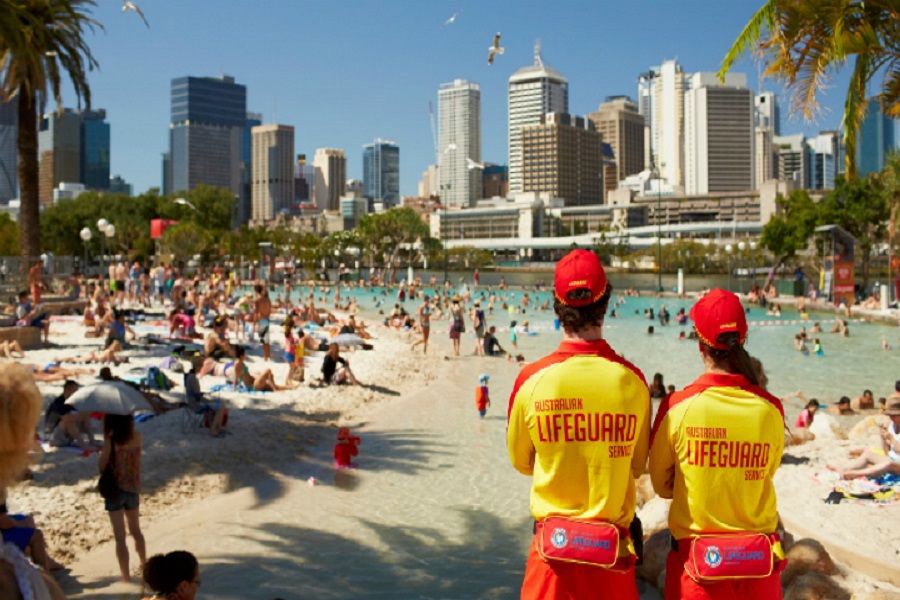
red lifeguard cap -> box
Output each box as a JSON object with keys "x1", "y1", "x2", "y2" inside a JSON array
[
  {"x1": 554, "y1": 249, "x2": 608, "y2": 307},
  {"x1": 689, "y1": 288, "x2": 747, "y2": 349}
]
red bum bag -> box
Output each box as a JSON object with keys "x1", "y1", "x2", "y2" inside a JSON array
[
  {"x1": 683, "y1": 533, "x2": 780, "y2": 582},
  {"x1": 535, "y1": 517, "x2": 622, "y2": 569}
]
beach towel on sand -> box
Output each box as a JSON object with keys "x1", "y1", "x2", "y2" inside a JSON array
[{"x1": 826, "y1": 476, "x2": 900, "y2": 505}]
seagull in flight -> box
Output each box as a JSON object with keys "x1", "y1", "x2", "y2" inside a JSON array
[
  {"x1": 444, "y1": 143, "x2": 457, "y2": 154},
  {"x1": 44, "y1": 50, "x2": 58, "y2": 57},
  {"x1": 443, "y1": 12, "x2": 460, "y2": 26},
  {"x1": 466, "y1": 158, "x2": 485, "y2": 171},
  {"x1": 487, "y1": 33, "x2": 504, "y2": 65},
  {"x1": 122, "y1": 0, "x2": 149, "y2": 28}
]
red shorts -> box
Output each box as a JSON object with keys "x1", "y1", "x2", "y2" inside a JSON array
[
  {"x1": 664, "y1": 548, "x2": 783, "y2": 600},
  {"x1": 521, "y1": 539, "x2": 638, "y2": 600}
]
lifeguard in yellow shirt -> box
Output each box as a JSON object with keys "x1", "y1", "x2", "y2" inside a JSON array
[
  {"x1": 649, "y1": 288, "x2": 786, "y2": 599},
  {"x1": 507, "y1": 249, "x2": 650, "y2": 600}
]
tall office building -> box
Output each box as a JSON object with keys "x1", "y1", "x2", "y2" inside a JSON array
[
  {"x1": 754, "y1": 126, "x2": 775, "y2": 189},
  {"x1": 807, "y1": 131, "x2": 837, "y2": 190},
  {"x1": 251, "y1": 124, "x2": 295, "y2": 222},
  {"x1": 362, "y1": 139, "x2": 400, "y2": 208},
  {"x1": 587, "y1": 96, "x2": 644, "y2": 199},
  {"x1": 313, "y1": 148, "x2": 346, "y2": 211},
  {"x1": 0, "y1": 98, "x2": 17, "y2": 203},
  {"x1": 684, "y1": 72, "x2": 754, "y2": 195},
  {"x1": 169, "y1": 75, "x2": 245, "y2": 197},
  {"x1": 294, "y1": 154, "x2": 314, "y2": 203},
  {"x1": 508, "y1": 43, "x2": 568, "y2": 194},
  {"x1": 482, "y1": 164, "x2": 508, "y2": 198},
  {"x1": 754, "y1": 92, "x2": 780, "y2": 134},
  {"x1": 239, "y1": 112, "x2": 262, "y2": 225},
  {"x1": 649, "y1": 59, "x2": 686, "y2": 187},
  {"x1": 38, "y1": 108, "x2": 81, "y2": 205},
  {"x1": 521, "y1": 113, "x2": 602, "y2": 206},
  {"x1": 774, "y1": 134, "x2": 809, "y2": 187},
  {"x1": 857, "y1": 97, "x2": 898, "y2": 176},
  {"x1": 637, "y1": 67, "x2": 658, "y2": 169},
  {"x1": 80, "y1": 109, "x2": 110, "y2": 191},
  {"x1": 439, "y1": 79, "x2": 482, "y2": 207},
  {"x1": 161, "y1": 152, "x2": 172, "y2": 196},
  {"x1": 109, "y1": 175, "x2": 133, "y2": 196},
  {"x1": 418, "y1": 164, "x2": 439, "y2": 198}
]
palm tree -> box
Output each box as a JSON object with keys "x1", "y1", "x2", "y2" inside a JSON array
[
  {"x1": 0, "y1": 0, "x2": 101, "y2": 260},
  {"x1": 719, "y1": 0, "x2": 900, "y2": 180}
]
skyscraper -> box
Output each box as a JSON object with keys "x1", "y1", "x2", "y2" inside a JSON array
[
  {"x1": 251, "y1": 124, "x2": 295, "y2": 222},
  {"x1": 439, "y1": 79, "x2": 482, "y2": 207},
  {"x1": 313, "y1": 148, "x2": 346, "y2": 211},
  {"x1": 362, "y1": 139, "x2": 400, "y2": 208},
  {"x1": 239, "y1": 112, "x2": 262, "y2": 225},
  {"x1": 295, "y1": 154, "x2": 314, "y2": 203},
  {"x1": 521, "y1": 113, "x2": 602, "y2": 206},
  {"x1": 857, "y1": 97, "x2": 898, "y2": 176},
  {"x1": 418, "y1": 164, "x2": 439, "y2": 198},
  {"x1": 0, "y1": 98, "x2": 17, "y2": 203},
  {"x1": 807, "y1": 131, "x2": 837, "y2": 190},
  {"x1": 80, "y1": 109, "x2": 110, "y2": 191},
  {"x1": 754, "y1": 91, "x2": 780, "y2": 134},
  {"x1": 587, "y1": 96, "x2": 644, "y2": 199},
  {"x1": 774, "y1": 134, "x2": 809, "y2": 187},
  {"x1": 38, "y1": 108, "x2": 81, "y2": 205},
  {"x1": 637, "y1": 67, "x2": 658, "y2": 169},
  {"x1": 169, "y1": 75, "x2": 245, "y2": 196},
  {"x1": 754, "y1": 126, "x2": 775, "y2": 189},
  {"x1": 508, "y1": 43, "x2": 568, "y2": 194},
  {"x1": 683, "y1": 72, "x2": 754, "y2": 195},
  {"x1": 649, "y1": 59, "x2": 686, "y2": 187}
]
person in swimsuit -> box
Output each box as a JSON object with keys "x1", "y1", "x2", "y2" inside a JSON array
[
  {"x1": 99, "y1": 413, "x2": 146, "y2": 583},
  {"x1": 449, "y1": 297, "x2": 464, "y2": 357},
  {"x1": 321, "y1": 343, "x2": 358, "y2": 385},
  {"x1": 411, "y1": 295, "x2": 432, "y2": 354},
  {"x1": 231, "y1": 345, "x2": 294, "y2": 392}
]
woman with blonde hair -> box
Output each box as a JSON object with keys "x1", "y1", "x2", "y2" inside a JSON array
[{"x1": 0, "y1": 364, "x2": 66, "y2": 599}]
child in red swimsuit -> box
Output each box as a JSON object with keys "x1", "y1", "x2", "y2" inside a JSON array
[{"x1": 475, "y1": 374, "x2": 490, "y2": 417}]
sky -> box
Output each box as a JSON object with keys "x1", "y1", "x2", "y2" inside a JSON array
[{"x1": 60, "y1": 0, "x2": 856, "y2": 197}]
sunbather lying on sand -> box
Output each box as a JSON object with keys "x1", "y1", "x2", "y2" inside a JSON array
[
  {"x1": 17, "y1": 362, "x2": 94, "y2": 382},
  {"x1": 56, "y1": 340, "x2": 126, "y2": 365},
  {"x1": 829, "y1": 399, "x2": 900, "y2": 479}
]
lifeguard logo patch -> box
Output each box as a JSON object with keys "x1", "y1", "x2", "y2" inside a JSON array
[
  {"x1": 704, "y1": 546, "x2": 722, "y2": 569},
  {"x1": 550, "y1": 528, "x2": 568, "y2": 549}
]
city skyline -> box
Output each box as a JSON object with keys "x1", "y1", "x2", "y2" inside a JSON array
[{"x1": 51, "y1": 1, "x2": 855, "y2": 199}]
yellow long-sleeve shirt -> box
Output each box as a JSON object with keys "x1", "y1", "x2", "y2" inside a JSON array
[
  {"x1": 507, "y1": 339, "x2": 650, "y2": 532},
  {"x1": 648, "y1": 373, "x2": 785, "y2": 540}
]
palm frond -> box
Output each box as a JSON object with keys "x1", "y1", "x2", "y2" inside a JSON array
[
  {"x1": 842, "y1": 53, "x2": 872, "y2": 180},
  {"x1": 882, "y1": 59, "x2": 900, "y2": 118},
  {"x1": 718, "y1": 0, "x2": 778, "y2": 82}
]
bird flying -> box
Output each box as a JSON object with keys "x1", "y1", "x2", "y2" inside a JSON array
[
  {"x1": 487, "y1": 33, "x2": 504, "y2": 65},
  {"x1": 466, "y1": 158, "x2": 485, "y2": 171},
  {"x1": 444, "y1": 143, "x2": 457, "y2": 154},
  {"x1": 444, "y1": 12, "x2": 459, "y2": 26},
  {"x1": 122, "y1": 0, "x2": 149, "y2": 28}
]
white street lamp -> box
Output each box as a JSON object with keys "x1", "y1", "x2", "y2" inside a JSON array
[
  {"x1": 97, "y1": 218, "x2": 108, "y2": 231},
  {"x1": 79, "y1": 227, "x2": 92, "y2": 242},
  {"x1": 79, "y1": 227, "x2": 92, "y2": 275},
  {"x1": 105, "y1": 223, "x2": 116, "y2": 238},
  {"x1": 738, "y1": 241, "x2": 747, "y2": 252},
  {"x1": 725, "y1": 244, "x2": 733, "y2": 254}
]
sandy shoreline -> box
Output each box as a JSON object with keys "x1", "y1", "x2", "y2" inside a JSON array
[
  {"x1": 9, "y1": 314, "x2": 441, "y2": 569},
  {"x1": 3, "y1": 306, "x2": 899, "y2": 598}
]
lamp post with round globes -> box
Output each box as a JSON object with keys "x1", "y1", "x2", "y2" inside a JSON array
[
  {"x1": 725, "y1": 243, "x2": 734, "y2": 292},
  {"x1": 79, "y1": 227, "x2": 92, "y2": 275},
  {"x1": 96, "y1": 219, "x2": 108, "y2": 276},
  {"x1": 737, "y1": 241, "x2": 747, "y2": 293}
]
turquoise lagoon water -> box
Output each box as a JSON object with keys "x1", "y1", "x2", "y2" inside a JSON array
[{"x1": 276, "y1": 281, "x2": 898, "y2": 413}]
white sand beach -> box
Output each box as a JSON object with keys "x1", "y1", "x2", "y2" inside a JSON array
[{"x1": 3, "y1": 310, "x2": 898, "y2": 598}]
